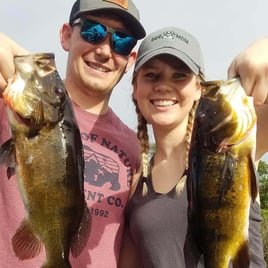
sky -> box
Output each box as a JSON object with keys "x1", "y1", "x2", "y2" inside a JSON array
[{"x1": 1, "y1": 0, "x2": 268, "y2": 161}]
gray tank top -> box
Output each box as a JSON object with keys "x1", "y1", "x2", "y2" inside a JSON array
[{"x1": 125, "y1": 172, "x2": 200, "y2": 268}]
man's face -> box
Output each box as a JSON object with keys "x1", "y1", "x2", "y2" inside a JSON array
[{"x1": 61, "y1": 14, "x2": 136, "y2": 100}]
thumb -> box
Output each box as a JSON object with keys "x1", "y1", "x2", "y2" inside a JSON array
[
  {"x1": 0, "y1": 33, "x2": 29, "y2": 95},
  {"x1": 227, "y1": 59, "x2": 237, "y2": 79}
]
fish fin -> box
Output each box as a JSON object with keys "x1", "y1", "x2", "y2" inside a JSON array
[
  {"x1": 219, "y1": 152, "x2": 236, "y2": 204},
  {"x1": 232, "y1": 240, "x2": 250, "y2": 268},
  {"x1": 249, "y1": 157, "x2": 258, "y2": 202},
  {"x1": 7, "y1": 166, "x2": 16, "y2": 179},
  {"x1": 70, "y1": 203, "x2": 92, "y2": 258},
  {"x1": 0, "y1": 139, "x2": 16, "y2": 178},
  {"x1": 12, "y1": 218, "x2": 43, "y2": 260}
]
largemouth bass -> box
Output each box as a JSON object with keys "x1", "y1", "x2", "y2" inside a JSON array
[
  {"x1": 0, "y1": 53, "x2": 91, "y2": 268},
  {"x1": 186, "y1": 78, "x2": 258, "y2": 268}
]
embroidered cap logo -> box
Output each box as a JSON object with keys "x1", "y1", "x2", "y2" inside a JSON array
[{"x1": 151, "y1": 30, "x2": 189, "y2": 45}]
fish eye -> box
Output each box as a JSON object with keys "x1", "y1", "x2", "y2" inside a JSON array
[{"x1": 53, "y1": 86, "x2": 65, "y2": 98}]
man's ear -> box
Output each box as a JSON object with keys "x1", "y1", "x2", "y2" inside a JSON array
[
  {"x1": 125, "y1": 51, "x2": 137, "y2": 72},
  {"x1": 59, "y1": 23, "x2": 72, "y2": 52}
]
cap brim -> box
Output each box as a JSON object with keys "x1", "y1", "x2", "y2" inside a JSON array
[
  {"x1": 134, "y1": 47, "x2": 200, "y2": 74},
  {"x1": 75, "y1": 8, "x2": 146, "y2": 39}
]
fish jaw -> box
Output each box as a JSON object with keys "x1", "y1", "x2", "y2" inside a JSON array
[
  {"x1": 4, "y1": 55, "x2": 44, "y2": 119},
  {"x1": 199, "y1": 78, "x2": 257, "y2": 153},
  {"x1": 3, "y1": 53, "x2": 66, "y2": 134},
  {"x1": 216, "y1": 79, "x2": 256, "y2": 151}
]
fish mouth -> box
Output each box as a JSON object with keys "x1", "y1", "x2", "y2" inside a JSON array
[
  {"x1": 150, "y1": 99, "x2": 178, "y2": 107},
  {"x1": 13, "y1": 111, "x2": 32, "y2": 127}
]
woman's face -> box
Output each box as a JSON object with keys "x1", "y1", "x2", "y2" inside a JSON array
[{"x1": 133, "y1": 54, "x2": 202, "y2": 129}]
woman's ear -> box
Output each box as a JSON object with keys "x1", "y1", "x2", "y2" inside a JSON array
[
  {"x1": 59, "y1": 23, "x2": 72, "y2": 52},
  {"x1": 194, "y1": 77, "x2": 203, "y2": 101}
]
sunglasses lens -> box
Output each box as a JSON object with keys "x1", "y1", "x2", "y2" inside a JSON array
[
  {"x1": 112, "y1": 32, "x2": 137, "y2": 56},
  {"x1": 80, "y1": 19, "x2": 137, "y2": 56},
  {"x1": 80, "y1": 20, "x2": 106, "y2": 43}
]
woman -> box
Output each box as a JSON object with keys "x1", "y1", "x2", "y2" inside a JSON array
[{"x1": 119, "y1": 27, "x2": 267, "y2": 267}]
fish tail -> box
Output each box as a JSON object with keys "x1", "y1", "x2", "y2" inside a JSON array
[{"x1": 232, "y1": 240, "x2": 250, "y2": 268}]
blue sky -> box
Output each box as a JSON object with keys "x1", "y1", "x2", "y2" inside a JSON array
[{"x1": 1, "y1": 0, "x2": 268, "y2": 161}]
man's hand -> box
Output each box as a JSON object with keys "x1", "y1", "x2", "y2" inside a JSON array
[
  {"x1": 228, "y1": 37, "x2": 268, "y2": 105},
  {"x1": 0, "y1": 33, "x2": 29, "y2": 96}
]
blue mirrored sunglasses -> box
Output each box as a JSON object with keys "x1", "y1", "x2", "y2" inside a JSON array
[{"x1": 73, "y1": 18, "x2": 137, "y2": 56}]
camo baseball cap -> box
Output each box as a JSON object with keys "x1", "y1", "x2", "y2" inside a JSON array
[
  {"x1": 134, "y1": 27, "x2": 205, "y2": 75},
  {"x1": 69, "y1": 0, "x2": 146, "y2": 39}
]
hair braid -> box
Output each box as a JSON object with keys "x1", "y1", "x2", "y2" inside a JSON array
[
  {"x1": 134, "y1": 101, "x2": 150, "y2": 178},
  {"x1": 184, "y1": 99, "x2": 199, "y2": 170},
  {"x1": 184, "y1": 75, "x2": 204, "y2": 169},
  {"x1": 132, "y1": 74, "x2": 150, "y2": 178}
]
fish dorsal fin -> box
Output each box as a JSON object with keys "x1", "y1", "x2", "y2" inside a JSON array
[
  {"x1": 70, "y1": 204, "x2": 92, "y2": 258},
  {"x1": 12, "y1": 218, "x2": 43, "y2": 260}
]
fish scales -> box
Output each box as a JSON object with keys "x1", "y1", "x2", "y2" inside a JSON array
[
  {"x1": 186, "y1": 78, "x2": 258, "y2": 268},
  {"x1": 0, "y1": 53, "x2": 91, "y2": 268}
]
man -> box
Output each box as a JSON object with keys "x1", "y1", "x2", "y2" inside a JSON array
[{"x1": 0, "y1": 0, "x2": 145, "y2": 267}]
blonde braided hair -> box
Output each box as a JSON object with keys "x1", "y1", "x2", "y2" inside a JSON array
[
  {"x1": 132, "y1": 96, "x2": 150, "y2": 178},
  {"x1": 184, "y1": 99, "x2": 199, "y2": 170}
]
